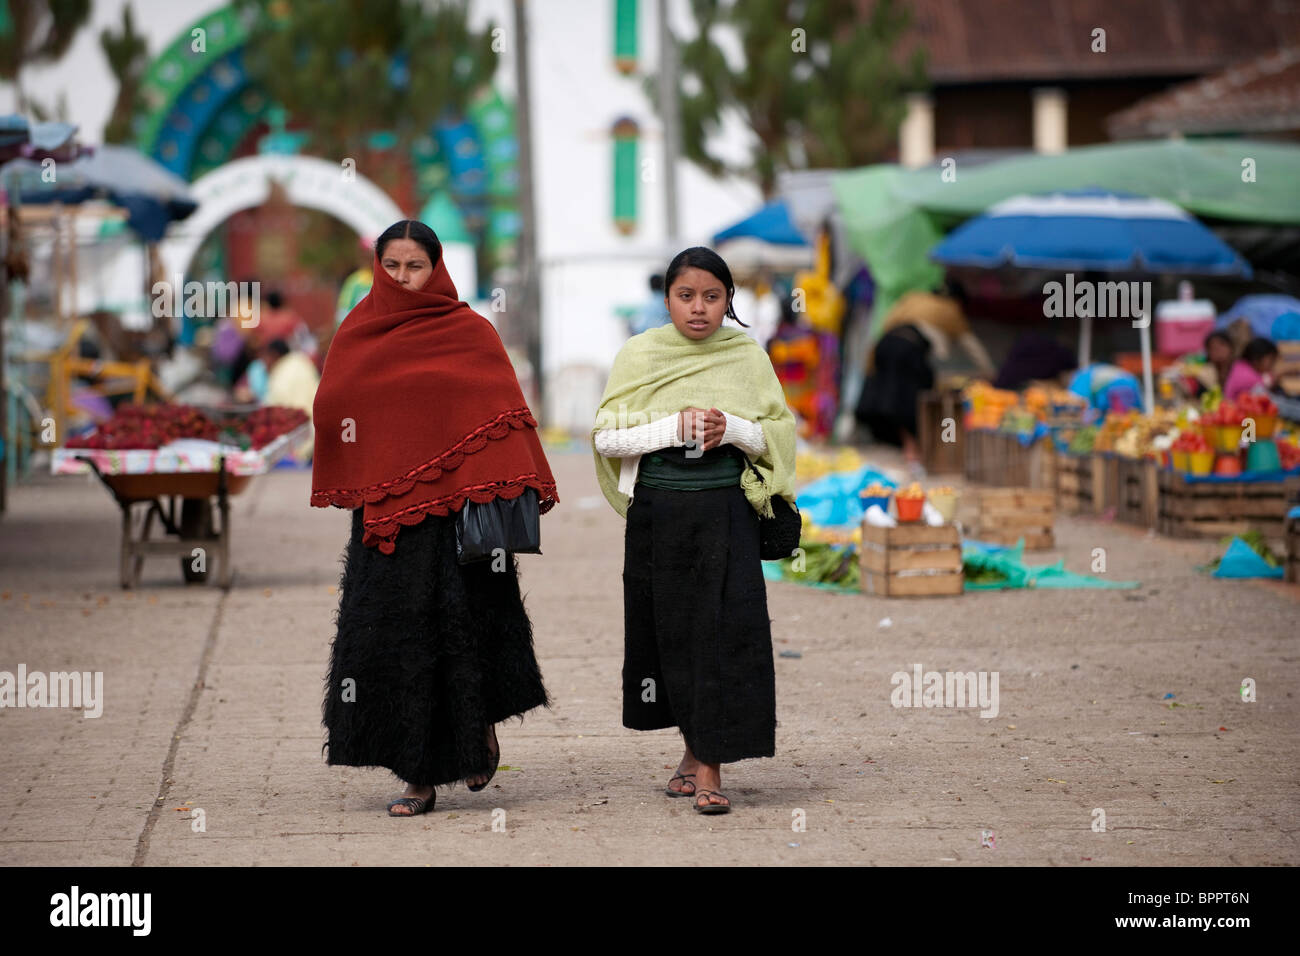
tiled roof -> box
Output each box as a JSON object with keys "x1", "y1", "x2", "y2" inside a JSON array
[
  {"x1": 872, "y1": 0, "x2": 1300, "y2": 84},
  {"x1": 1107, "y1": 47, "x2": 1300, "y2": 137}
]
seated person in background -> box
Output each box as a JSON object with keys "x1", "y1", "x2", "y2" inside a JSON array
[
  {"x1": 263, "y1": 338, "x2": 321, "y2": 415},
  {"x1": 235, "y1": 339, "x2": 319, "y2": 461},
  {"x1": 1223, "y1": 337, "x2": 1278, "y2": 401},
  {"x1": 1164, "y1": 330, "x2": 1236, "y2": 401},
  {"x1": 1203, "y1": 331, "x2": 1236, "y2": 391}
]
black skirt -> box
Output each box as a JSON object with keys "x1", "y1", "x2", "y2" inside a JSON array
[
  {"x1": 322, "y1": 507, "x2": 550, "y2": 787},
  {"x1": 621, "y1": 481, "x2": 777, "y2": 764},
  {"x1": 854, "y1": 324, "x2": 934, "y2": 445}
]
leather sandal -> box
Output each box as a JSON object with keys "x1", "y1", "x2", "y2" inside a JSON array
[
  {"x1": 467, "y1": 727, "x2": 500, "y2": 793},
  {"x1": 665, "y1": 772, "x2": 696, "y2": 797},
  {"x1": 693, "y1": 789, "x2": 731, "y2": 814},
  {"x1": 387, "y1": 792, "x2": 434, "y2": 816}
]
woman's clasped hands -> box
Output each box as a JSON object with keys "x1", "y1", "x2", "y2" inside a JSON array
[{"x1": 678, "y1": 406, "x2": 726, "y2": 452}]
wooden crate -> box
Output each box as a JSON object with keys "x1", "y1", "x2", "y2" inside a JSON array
[
  {"x1": 963, "y1": 428, "x2": 995, "y2": 484},
  {"x1": 1156, "y1": 471, "x2": 1300, "y2": 540},
  {"x1": 977, "y1": 487, "x2": 1055, "y2": 550},
  {"x1": 1056, "y1": 453, "x2": 1103, "y2": 515},
  {"x1": 1286, "y1": 513, "x2": 1300, "y2": 584},
  {"x1": 859, "y1": 523, "x2": 964, "y2": 597},
  {"x1": 963, "y1": 430, "x2": 1054, "y2": 488},
  {"x1": 917, "y1": 389, "x2": 964, "y2": 475},
  {"x1": 1114, "y1": 457, "x2": 1160, "y2": 529}
]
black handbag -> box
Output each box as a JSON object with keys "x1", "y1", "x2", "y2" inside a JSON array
[
  {"x1": 454, "y1": 488, "x2": 542, "y2": 564},
  {"x1": 741, "y1": 456, "x2": 802, "y2": 560}
]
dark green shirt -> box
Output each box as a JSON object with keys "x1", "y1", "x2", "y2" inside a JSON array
[{"x1": 636, "y1": 444, "x2": 745, "y2": 491}]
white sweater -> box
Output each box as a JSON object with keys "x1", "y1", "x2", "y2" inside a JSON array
[{"x1": 594, "y1": 412, "x2": 768, "y2": 501}]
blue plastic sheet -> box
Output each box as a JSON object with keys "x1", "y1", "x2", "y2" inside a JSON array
[
  {"x1": 1211, "y1": 537, "x2": 1285, "y2": 579},
  {"x1": 962, "y1": 540, "x2": 1140, "y2": 590},
  {"x1": 795, "y1": 465, "x2": 897, "y2": 528}
]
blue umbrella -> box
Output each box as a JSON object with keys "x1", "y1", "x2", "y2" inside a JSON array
[
  {"x1": 712, "y1": 199, "x2": 813, "y2": 276},
  {"x1": 713, "y1": 198, "x2": 808, "y2": 246},
  {"x1": 930, "y1": 188, "x2": 1252, "y2": 276},
  {"x1": 1217, "y1": 294, "x2": 1300, "y2": 339},
  {"x1": 4, "y1": 144, "x2": 197, "y2": 240},
  {"x1": 929, "y1": 188, "x2": 1253, "y2": 412}
]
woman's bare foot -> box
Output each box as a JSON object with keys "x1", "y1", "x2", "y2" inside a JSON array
[
  {"x1": 692, "y1": 761, "x2": 727, "y2": 809},
  {"x1": 466, "y1": 724, "x2": 499, "y2": 790},
  {"x1": 667, "y1": 752, "x2": 701, "y2": 795},
  {"x1": 667, "y1": 740, "x2": 716, "y2": 798}
]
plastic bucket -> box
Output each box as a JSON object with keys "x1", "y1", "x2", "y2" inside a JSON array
[
  {"x1": 928, "y1": 491, "x2": 958, "y2": 523},
  {"x1": 1188, "y1": 450, "x2": 1215, "y2": 475},
  {"x1": 895, "y1": 495, "x2": 925, "y2": 522}
]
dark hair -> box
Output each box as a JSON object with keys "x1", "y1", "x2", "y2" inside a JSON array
[
  {"x1": 649, "y1": 273, "x2": 664, "y2": 293},
  {"x1": 375, "y1": 220, "x2": 442, "y2": 264},
  {"x1": 1242, "y1": 336, "x2": 1278, "y2": 364},
  {"x1": 265, "y1": 289, "x2": 284, "y2": 310},
  {"x1": 941, "y1": 277, "x2": 968, "y2": 307},
  {"x1": 265, "y1": 338, "x2": 290, "y2": 359},
  {"x1": 1204, "y1": 330, "x2": 1233, "y2": 352},
  {"x1": 663, "y1": 246, "x2": 748, "y2": 327}
]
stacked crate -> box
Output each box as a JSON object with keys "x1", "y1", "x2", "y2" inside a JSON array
[
  {"x1": 859, "y1": 524, "x2": 964, "y2": 597},
  {"x1": 1156, "y1": 472, "x2": 1300, "y2": 540},
  {"x1": 976, "y1": 488, "x2": 1055, "y2": 550},
  {"x1": 917, "y1": 389, "x2": 964, "y2": 475},
  {"x1": 1055, "y1": 454, "x2": 1103, "y2": 515}
]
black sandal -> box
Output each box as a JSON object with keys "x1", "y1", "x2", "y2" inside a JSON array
[
  {"x1": 693, "y1": 789, "x2": 731, "y2": 814},
  {"x1": 665, "y1": 772, "x2": 696, "y2": 797},
  {"x1": 467, "y1": 727, "x2": 500, "y2": 793},
  {"x1": 387, "y1": 792, "x2": 434, "y2": 816}
]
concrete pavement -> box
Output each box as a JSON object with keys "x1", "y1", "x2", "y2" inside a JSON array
[{"x1": 1, "y1": 448, "x2": 1297, "y2": 865}]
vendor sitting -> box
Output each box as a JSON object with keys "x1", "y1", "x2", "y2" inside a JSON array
[{"x1": 1223, "y1": 337, "x2": 1278, "y2": 401}]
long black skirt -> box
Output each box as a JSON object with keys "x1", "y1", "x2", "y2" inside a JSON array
[
  {"x1": 621, "y1": 482, "x2": 777, "y2": 764},
  {"x1": 322, "y1": 508, "x2": 550, "y2": 787},
  {"x1": 855, "y1": 324, "x2": 934, "y2": 445}
]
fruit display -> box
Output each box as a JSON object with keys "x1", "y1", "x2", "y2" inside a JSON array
[
  {"x1": 1170, "y1": 431, "x2": 1214, "y2": 474},
  {"x1": 965, "y1": 382, "x2": 1085, "y2": 432},
  {"x1": 795, "y1": 447, "x2": 865, "y2": 483},
  {"x1": 1023, "y1": 385, "x2": 1087, "y2": 419},
  {"x1": 1066, "y1": 425, "x2": 1097, "y2": 454},
  {"x1": 858, "y1": 482, "x2": 893, "y2": 498},
  {"x1": 1234, "y1": 394, "x2": 1278, "y2": 438},
  {"x1": 66, "y1": 403, "x2": 308, "y2": 451},
  {"x1": 963, "y1": 382, "x2": 1019, "y2": 430},
  {"x1": 1279, "y1": 438, "x2": 1300, "y2": 471},
  {"x1": 1093, "y1": 408, "x2": 1179, "y2": 459},
  {"x1": 239, "y1": 406, "x2": 310, "y2": 449},
  {"x1": 997, "y1": 407, "x2": 1040, "y2": 437}
]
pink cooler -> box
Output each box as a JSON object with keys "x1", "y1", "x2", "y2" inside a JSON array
[{"x1": 1155, "y1": 300, "x2": 1216, "y2": 356}]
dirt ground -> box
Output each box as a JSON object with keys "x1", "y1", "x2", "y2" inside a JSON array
[{"x1": 1, "y1": 446, "x2": 1297, "y2": 866}]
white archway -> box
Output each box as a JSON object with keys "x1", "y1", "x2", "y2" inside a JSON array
[{"x1": 158, "y1": 154, "x2": 405, "y2": 278}]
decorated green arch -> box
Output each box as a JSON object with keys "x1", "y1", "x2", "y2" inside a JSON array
[{"x1": 132, "y1": 4, "x2": 520, "y2": 283}]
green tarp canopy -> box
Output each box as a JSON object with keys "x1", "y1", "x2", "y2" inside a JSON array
[{"x1": 830, "y1": 138, "x2": 1300, "y2": 328}]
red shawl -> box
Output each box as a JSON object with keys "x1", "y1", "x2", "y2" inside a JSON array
[{"x1": 311, "y1": 250, "x2": 558, "y2": 554}]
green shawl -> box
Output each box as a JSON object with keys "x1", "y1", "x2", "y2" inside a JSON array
[{"x1": 592, "y1": 323, "x2": 797, "y2": 519}]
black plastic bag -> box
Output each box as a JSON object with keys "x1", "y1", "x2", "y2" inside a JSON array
[{"x1": 454, "y1": 488, "x2": 542, "y2": 564}]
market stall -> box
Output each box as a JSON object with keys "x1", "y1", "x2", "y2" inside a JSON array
[{"x1": 51, "y1": 403, "x2": 308, "y2": 588}]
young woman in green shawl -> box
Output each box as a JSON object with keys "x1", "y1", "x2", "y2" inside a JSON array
[{"x1": 592, "y1": 247, "x2": 798, "y2": 814}]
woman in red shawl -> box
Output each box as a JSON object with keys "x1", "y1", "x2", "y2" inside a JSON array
[{"x1": 312, "y1": 220, "x2": 559, "y2": 816}]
